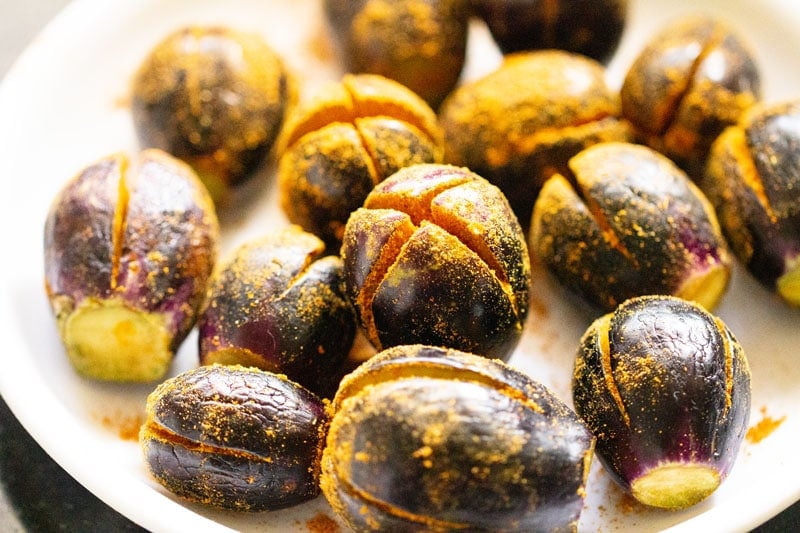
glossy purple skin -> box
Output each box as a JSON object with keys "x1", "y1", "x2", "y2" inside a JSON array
[
  {"x1": 703, "y1": 100, "x2": 800, "y2": 290},
  {"x1": 531, "y1": 142, "x2": 731, "y2": 311},
  {"x1": 324, "y1": 345, "x2": 595, "y2": 531},
  {"x1": 44, "y1": 157, "x2": 118, "y2": 305},
  {"x1": 620, "y1": 15, "x2": 761, "y2": 178},
  {"x1": 198, "y1": 228, "x2": 356, "y2": 397},
  {"x1": 44, "y1": 151, "x2": 219, "y2": 352},
  {"x1": 323, "y1": 0, "x2": 469, "y2": 108},
  {"x1": 572, "y1": 296, "x2": 751, "y2": 493},
  {"x1": 472, "y1": 0, "x2": 628, "y2": 62},
  {"x1": 340, "y1": 164, "x2": 531, "y2": 361},
  {"x1": 142, "y1": 365, "x2": 328, "y2": 511}
]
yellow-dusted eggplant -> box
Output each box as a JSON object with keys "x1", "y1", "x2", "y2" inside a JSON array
[
  {"x1": 277, "y1": 73, "x2": 443, "y2": 250},
  {"x1": 321, "y1": 344, "x2": 595, "y2": 531},
  {"x1": 140, "y1": 364, "x2": 329, "y2": 511},
  {"x1": 132, "y1": 26, "x2": 294, "y2": 204},
  {"x1": 703, "y1": 99, "x2": 800, "y2": 307},
  {"x1": 531, "y1": 142, "x2": 732, "y2": 312},
  {"x1": 198, "y1": 226, "x2": 356, "y2": 398},
  {"x1": 340, "y1": 163, "x2": 530, "y2": 361},
  {"x1": 44, "y1": 150, "x2": 219, "y2": 382},
  {"x1": 572, "y1": 296, "x2": 751, "y2": 510}
]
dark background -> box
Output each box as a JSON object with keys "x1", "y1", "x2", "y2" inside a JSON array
[{"x1": 0, "y1": 1, "x2": 798, "y2": 531}]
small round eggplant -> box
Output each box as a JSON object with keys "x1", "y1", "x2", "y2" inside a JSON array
[
  {"x1": 198, "y1": 226, "x2": 356, "y2": 398},
  {"x1": 340, "y1": 163, "x2": 531, "y2": 361},
  {"x1": 471, "y1": 0, "x2": 629, "y2": 63},
  {"x1": 277, "y1": 73, "x2": 443, "y2": 250},
  {"x1": 703, "y1": 99, "x2": 800, "y2": 307},
  {"x1": 438, "y1": 50, "x2": 632, "y2": 227},
  {"x1": 572, "y1": 295, "x2": 751, "y2": 510},
  {"x1": 44, "y1": 150, "x2": 219, "y2": 382},
  {"x1": 323, "y1": 0, "x2": 469, "y2": 108},
  {"x1": 321, "y1": 344, "x2": 595, "y2": 531},
  {"x1": 620, "y1": 15, "x2": 761, "y2": 178},
  {"x1": 530, "y1": 142, "x2": 732, "y2": 312},
  {"x1": 131, "y1": 26, "x2": 294, "y2": 204},
  {"x1": 140, "y1": 364, "x2": 329, "y2": 511}
]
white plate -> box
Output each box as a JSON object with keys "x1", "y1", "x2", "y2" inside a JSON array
[{"x1": 1, "y1": 0, "x2": 798, "y2": 531}]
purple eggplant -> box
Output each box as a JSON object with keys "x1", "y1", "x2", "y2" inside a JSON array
[
  {"x1": 277, "y1": 73, "x2": 443, "y2": 250},
  {"x1": 197, "y1": 226, "x2": 356, "y2": 398},
  {"x1": 703, "y1": 99, "x2": 800, "y2": 307},
  {"x1": 530, "y1": 142, "x2": 733, "y2": 312},
  {"x1": 340, "y1": 163, "x2": 531, "y2": 362},
  {"x1": 471, "y1": 0, "x2": 629, "y2": 63},
  {"x1": 140, "y1": 364, "x2": 328, "y2": 511},
  {"x1": 44, "y1": 149, "x2": 219, "y2": 381},
  {"x1": 323, "y1": 0, "x2": 469, "y2": 108},
  {"x1": 572, "y1": 295, "x2": 751, "y2": 509},
  {"x1": 620, "y1": 14, "x2": 761, "y2": 179},
  {"x1": 131, "y1": 26, "x2": 294, "y2": 205},
  {"x1": 321, "y1": 344, "x2": 595, "y2": 531},
  {"x1": 437, "y1": 50, "x2": 633, "y2": 227}
]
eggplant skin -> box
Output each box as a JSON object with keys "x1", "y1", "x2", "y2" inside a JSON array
[
  {"x1": 437, "y1": 51, "x2": 632, "y2": 227},
  {"x1": 322, "y1": 0, "x2": 468, "y2": 108},
  {"x1": 198, "y1": 226, "x2": 356, "y2": 398},
  {"x1": 321, "y1": 344, "x2": 595, "y2": 532},
  {"x1": 472, "y1": 0, "x2": 628, "y2": 63},
  {"x1": 140, "y1": 364, "x2": 328, "y2": 511},
  {"x1": 620, "y1": 15, "x2": 760, "y2": 177},
  {"x1": 572, "y1": 295, "x2": 751, "y2": 509},
  {"x1": 131, "y1": 26, "x2": 294, "y2": 204},
  {"x1": 531, "y1": 142, "x2": 732, "y2": 312},
  {"x1": 703, "y1": 99, "x2": 800, "y2": 306},
  {"x1": 340, "y1": 164, "x2": 531, "y2": 362},
  {"x1": 277, "y1": 73, "x2": 443, "y2": 250},
  {"x1": 43, "y1": 150, "x2": 219, "y2": 381}
]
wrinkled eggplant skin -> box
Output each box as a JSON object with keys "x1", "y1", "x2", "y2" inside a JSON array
[
  {"x1": 198, "y1": 227, "x2": 356, "y2": 398},
  {"x1": 322, "y1": 345, "x2": 594, "y2": 532},
  {"x1": 323, "y1": 0, "x2": 469, "y2": 108},
  {"x1": 620, "y1": 15, "x2": 761, "y2": 178},
  {"x1": 437, "y1": 51, "x2": 632, "y2": 228},
  {"x1": 131, "y1": 27, "x2": 293, "y2": 203},
  {"x1": 120, "y1": 152, "x2": 219, "y2": 350},
  {"x1": 340, "y1": 164, "x2": 530, "y2": 362},
  {"x1": 471, "y1": 0, "x2": 628, "y2": 62},
  {"x1": 44, "y1": 157, "x2": 119, "y2": 310},
  {"x1": 572, "y1": 296, "x2": 751, "y2": 494},
  {"x1": 44, "y1": 150, "x2": 219, "y2": 355},
  {"x1": 703, "y1": 101, "x2": 800, "y2": 296},
  {"x1": 141, "y1": 365, "x2": 328, "y2": 511},
  {"x1": 531, "y1": 142, "x2": 731, "y2": 312}
]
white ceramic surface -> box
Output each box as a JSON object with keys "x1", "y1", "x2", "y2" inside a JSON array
[{"x1": 0, "y1": 1, "x2": 798, "y2": 531}]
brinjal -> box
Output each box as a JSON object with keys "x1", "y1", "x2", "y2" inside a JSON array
[
  {"x1": 471, "y1": 0, "x2": 629, "y2": 63},
  {"x1": 340, "y1": 163, "x2": 531, "y2": 361},
  {"x1": 323, "y1": 0, "x2": 469, "y2": 108},
  {"x1": 530, "y1": 141, "x2": 732, "y2": 312},
  {"x1": 703, "y1": 99, "x2": 800, "y2": 307},
  {"x1": 277, "y1": 73, "x2": 443, "y2": 250},
  {"x1": 198, "y1": 226, "x2": 356, "y2": 398},
  {"x1": 321, "y1": 344, "x2": 595, "y2": 531},
  {"x1": 140, "y1": 364, "x2": 329, "y2": 511},
  {"x1": 620, "y1": 14, "x2": 761, "y2": 179},
  {"x1": 131, "y1": 26, "x2": 294, "y2": 205},
  {"x1": 437, "y1": 50, "x2": 632, "y2": 227},
  {"x1": 44, "y1": 150, "x2": 219, "y2": 382},
  {"x1": 572, "y1": 295, "x2": 751, "y2": 509}
]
